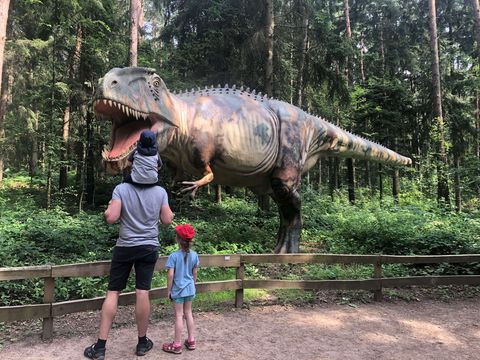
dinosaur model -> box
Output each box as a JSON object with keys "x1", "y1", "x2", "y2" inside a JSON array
[{"x1": 94, "y1": 67, "x2": 411, "y2": 253}]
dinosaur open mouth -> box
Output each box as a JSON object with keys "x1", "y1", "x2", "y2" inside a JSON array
[{"x1": 94, "y1": 99, "x2": 152, "y2": 161}]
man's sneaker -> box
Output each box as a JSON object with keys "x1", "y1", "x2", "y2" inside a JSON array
[
  {"x1": 136, "y1": 337, "x2": 154, "y2": 356},
  {"x1": 84, "y1": 344, "x2": 105, "y2": 360}
]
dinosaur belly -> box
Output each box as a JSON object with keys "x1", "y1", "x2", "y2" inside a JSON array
[{"x1": 216, "y1": 109, "x2": 279, "y2": 178}]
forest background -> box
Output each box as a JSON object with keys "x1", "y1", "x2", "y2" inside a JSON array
[{"x1": 0, "y1": 0, "x2": 479, "y2": 307}]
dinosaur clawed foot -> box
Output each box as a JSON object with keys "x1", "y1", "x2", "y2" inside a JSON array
[{"x1": 180, "y1": 181, "x2": 199, "y2": 198}]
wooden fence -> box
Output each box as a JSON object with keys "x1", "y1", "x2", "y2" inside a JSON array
[{"x1": 1, "y1": 253, "x2": 480, "y2": 340}]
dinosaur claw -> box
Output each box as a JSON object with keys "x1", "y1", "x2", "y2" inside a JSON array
[{"x1": 179, "y1": 181, "x2": 199, "y2": 195}]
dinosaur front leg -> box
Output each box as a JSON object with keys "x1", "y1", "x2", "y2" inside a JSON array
[
  {"x1": 180, "y1": 164, "x2": 214, "y2": 197},
  {"x1": 271, "y1": 177, "x2": 302, "y2": 254}
]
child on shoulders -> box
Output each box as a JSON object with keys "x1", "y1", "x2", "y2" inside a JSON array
[{"x1": 124, "y1": 129, "x2": 163, "y2": 185}]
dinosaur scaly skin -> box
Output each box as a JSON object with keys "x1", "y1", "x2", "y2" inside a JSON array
[{"x1": 95, "y1": 67, "x2": 411, "y2": 253}]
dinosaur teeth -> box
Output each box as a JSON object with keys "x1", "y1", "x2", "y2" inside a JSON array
[{"x1": 103, "y1": 99, "x2": 107, "y2": 105}]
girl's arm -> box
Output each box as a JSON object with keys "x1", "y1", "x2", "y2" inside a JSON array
[
  {"x1": 193, "y1": 267, "x2": 198, "y2": 283},
  {"x1": 167, "y1": 268, "x2": 174, "y2": 300}
]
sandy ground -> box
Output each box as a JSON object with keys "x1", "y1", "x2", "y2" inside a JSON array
[{"x1": 1, "y1": 298, "x2": 480, "y2": 360}]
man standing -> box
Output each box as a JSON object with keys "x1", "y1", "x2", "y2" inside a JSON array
[{"x1": 84, "y1": 179, "x2": 174, "y2": 359}]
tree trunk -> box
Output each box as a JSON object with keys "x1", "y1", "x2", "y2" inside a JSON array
[
  {"x1": 476, "y1": 92, "x2": 480, "y2": 159},
  {"x1": 0, "y1": 0, "x2": 10, "y2": 182},
  {"x1": 129, "y1": 0, "x2": 141, "y2": 66},
  {"x1": 359, "y1": 33, "x2": 366, "y2": 82},
  {"x1": 85, "y1": 110, "x2": 95, "y2": 206},
  {"x1": 296, "y1": 2, "x2": 308, "y2": 108},
  {"x1": 30, "y1": 112, "x2": 39, "y2": 176},
  {"x1": 380, "y1": 24, "x2": 386, "y2": 76},
  {"x1": 258, "y1": 0, "x2": 274, "y2": 212},
  {"x1": 365, "y1": 161, "x2": 372, "y2": 191},
  {"x1": 138, "y1": 0, "x2": 145, "y2": 43},
  {"x1": 453, "y1": 153, "x2": 461, "y2": 212},
  {"x1": 328, "y1": 157, "x2": 335, "y2": 200},
  {"x1": 0, "y1": 64, "x2": 10, "y2": 181},
  {"x1": 215, "y1": 184, "x2": 222, "y2": 203},
  {"x1": 59, "y1": 24, "x2": 83, "y2": 189},
  {"x1": 58, "y1": 104, "x2": 70, "y2": 189},
  {"x1": 346, "y1": 158, "x2": 355, "y2": 204},
  {"x1": 344, "y1": 0, "x2": 352, "y2": 82},
  {"x1": 378, "y1": 163, "x2": 383, "y2": 202},
  {"x1": 265, "y1": 0, "x2": 274, "y2": 97},
  {"x1": 334, "y1": 158, "x2": 341, "y2": 189},
  {"x1": 316, "y1": 159, "x2": 322, "y2": 191},
  {"x1": 428, "y1": 0, "x2": 450, "y2": 204},
  {"x1": 471, "y1": 0, "x2": 480, "y2": 54},
  {"x1": 392, "y1": 168, "x2": 400, "y2": 204}
]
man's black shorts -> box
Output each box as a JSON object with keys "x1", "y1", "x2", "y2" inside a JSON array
[{"x1": 108, "y1": 245, "x2": 159, "y2": 291}]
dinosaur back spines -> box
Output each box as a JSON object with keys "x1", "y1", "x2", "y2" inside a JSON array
[{"x1": 173, "y1": 84, "x2": 270, "y2": 102}]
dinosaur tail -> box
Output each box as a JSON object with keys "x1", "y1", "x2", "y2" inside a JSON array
[{"x1": 321, "y1": 120, "x2": 412, "y2": 166}]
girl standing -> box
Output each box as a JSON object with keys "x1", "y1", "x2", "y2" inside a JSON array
[{"x1": 163, "y1": 224, "x2": 199, "y2": 354}]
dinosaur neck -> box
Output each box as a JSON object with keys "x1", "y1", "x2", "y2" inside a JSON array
[{"x1": 160, "y1": 92, "x2": 191, "y2": 146}]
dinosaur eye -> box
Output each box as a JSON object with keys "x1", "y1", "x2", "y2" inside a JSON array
[{"x1": 152, "y1": 78, "x2": 161, "y2": 87}]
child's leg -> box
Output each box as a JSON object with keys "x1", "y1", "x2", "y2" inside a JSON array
[
  {"x1": 174, "y1": 301, "x2": 184, "y2": 345},
  {"x1": 183, "y1": 300, "x2": 195, "y2": 341}
]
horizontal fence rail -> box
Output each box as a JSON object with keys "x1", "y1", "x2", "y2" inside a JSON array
[{"x1": 1, "y1": 253, "x2": 480, "y2": 340}]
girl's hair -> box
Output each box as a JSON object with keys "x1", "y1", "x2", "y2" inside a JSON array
[{"x1": 178, "y1": 235, "x2": 193, "y2": 263}]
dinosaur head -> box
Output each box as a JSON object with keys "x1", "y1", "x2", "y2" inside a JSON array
[{"x1": 94, "y1": 67, "x2": 178, "y2": 174}]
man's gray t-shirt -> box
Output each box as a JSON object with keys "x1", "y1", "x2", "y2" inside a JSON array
[{"x1": 112, "y1": 183, "x2": 169, "y2": 247}]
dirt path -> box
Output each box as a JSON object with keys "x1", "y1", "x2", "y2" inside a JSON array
[{"x1": 1, "y1": 298, "x2": 479, "y2": 360}]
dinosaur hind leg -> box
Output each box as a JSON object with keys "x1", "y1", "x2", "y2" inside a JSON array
[{"x1": 270, "y1": 177, "x2": 301, "y2": 254}]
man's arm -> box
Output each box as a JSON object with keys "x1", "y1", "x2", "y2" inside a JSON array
[
  {"x1": 104, "y1": 199, "x2": 121, "y2": 224},
  {"x1": 160, "y1": 203, "x2": 174, "y2": 225}
]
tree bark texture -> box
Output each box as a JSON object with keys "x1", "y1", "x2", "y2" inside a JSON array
[
  {"x1": 264, "y1": 0, "x2": 274, "y2": 96},
  {"x1": 428, "y1": 0, "x2": 450, "y2": 204},
  {"x1": 453, "y1": 153, "x2": 461, "y2": 212},
  {"x1": 0, "y1": 0, "x2": 10, "y2": 182},
  {"x1": 471, "y1": 0, "x2": 480, "y2": 56},
  {"x1": 258, "y1": 0, "x2": 275, "y2": 212},
  {"x1": 129, "y1": 0, "x2": 141, "y2": 66},
  {"x1": 378, "y1": 163, "x2": 383, "y2": 202},
  {"x1": 316, "y1": 159, "x2": 322, "y2": 191},
  {"x1": 346, "y1": 158, "x2": 355, "y2": 204},
  {"x1": 344, "y1": 0, "x2": 352, "y2": 82},
  {"x1": 296, "y1": 2, "x2": 308, "y2": 108},
  {"x1": 85, "y1": 110, "x2": 95, "y2": 206},
  {"x1": 59, "y1": 24, "x2": 83, "y2": 189},
  {"x1": 215, "y1": 184, "x2": 222, "y2": 203},
  {"x1": 392, "y1": 168, "x2": 400, "y2": 204}
]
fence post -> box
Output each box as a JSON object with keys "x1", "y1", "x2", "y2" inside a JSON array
[
  {"x1": 373, "y1": 255, "x2": 383, "y2": 302},
  {"x1": 42, "y1": 274, "x2": 55, "y2": 340},
  {"x1": 235, "y1": 261, "x2": 245, "y2": 308}
]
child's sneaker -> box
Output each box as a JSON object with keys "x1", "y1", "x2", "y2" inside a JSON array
[
  {"x1": 184, "y1": 339, "x2": 196, "y2": 350},
  {"x1": 162, "y1": 341, "x2": 182, "y2": 354}
]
